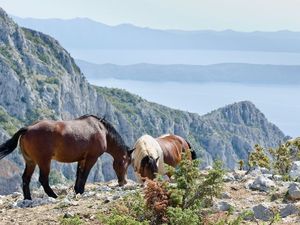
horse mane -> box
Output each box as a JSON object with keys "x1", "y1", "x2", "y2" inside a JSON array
[
  {"x1": 78, "y1": 115, "x2": 129, "y2": 152},
  {"x1": 133, "y1": 135, "x2": 164, "y2": 173}
]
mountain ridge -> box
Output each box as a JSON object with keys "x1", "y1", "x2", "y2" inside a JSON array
[{"x1": 11, "y1": 16, "x2": 300, "y2": 52}]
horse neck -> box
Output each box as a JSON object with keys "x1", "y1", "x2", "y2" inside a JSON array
[{"x1": 106, "y1": 136, "x2": 128, "y2": 161}]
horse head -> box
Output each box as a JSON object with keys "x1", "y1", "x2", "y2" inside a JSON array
[{"x1": 140, "y1": 155, "x2": 159, "y2": 180}]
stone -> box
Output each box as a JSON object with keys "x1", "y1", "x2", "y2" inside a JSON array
[
  {"x1": 287, "y1": 183, "x2": 300, "y2": 200},
  {"x1": 289, "y1": 161, "x2": 300, "y2": 181},
  {"x1": 233, "y1": 170, "x2": 246, "y2": 180},
  {"x1": 63, "y1": 212, "x2": 75, "y2": 219},
  {"x1": 272, "y1": 175, "x2": 283, "y2": 181},
  {"x1": 221, "y1": 192, "x2": 231, "y2": 199},
  {"x1": 213, "y1": 201, "x2": 235, "y2": 211},
  {"x1": 253, "y1": 203, "x2": 274, "y2": 221},
  {"x1": 11, "y1": 192, "x2": 22, "y2": 198},
  {"x1": 279, "y1": 204, "x2": 299, "y2": 218},
  {"x1": 205, "y1": 166, "x2": 213, "y2": 170},
  {"x1": 249, "y1": 175, "x2": 276, "y2": 192},
  {"x1": 247, "y1": 166, "x2": 263, "y2": 177},
  {"x1": 223, "y1": 173, "x2": 235, "y2": 182}
]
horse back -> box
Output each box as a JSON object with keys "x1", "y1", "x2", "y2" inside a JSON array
[
  {"x1": 20, "y1": 118, "x2": 106, "y2": 163},
  {"x1": 156, "y1": 134, "x2": 191, "y2": 167}
]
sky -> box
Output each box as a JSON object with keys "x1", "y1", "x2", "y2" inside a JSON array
[{"x1": 0, "y1": 0, "x2": 300, "y2": 31}]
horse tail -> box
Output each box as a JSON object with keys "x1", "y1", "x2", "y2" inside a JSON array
[
  {"x1": 185, "y1": 140, "x2": 192, "y2": 150},
  {"x1": 0, "y1": 127, "x2": 28, "y2": 160},
  {"x1": 185, "y1": 139, "x2": 197, "y2": 160}
]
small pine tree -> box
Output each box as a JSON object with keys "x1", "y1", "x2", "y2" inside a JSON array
[
  {"x1": 238, "y1": 160, "x2": 244, "y2": 170},
  {"x1": 248, "y1": 144, "x2": 270, "y2": 169}
]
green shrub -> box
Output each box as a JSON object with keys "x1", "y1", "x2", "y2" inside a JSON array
[
  {"x1": 59, "y1": 215, "x2": 82, "y2": 225},
  {"x1": 98, "y1": 213, "x2": 149, "y2": 225},
  {"x1": 96, "y1": 153, "x2": 244, "y2": 225},
  {"x1": 167, "y1": 207, "x2": 200, "y2": 225},
  {"x1": 269, "y1": 143, "x2": 292, "y2": 176},
  {"x1": 0, "y1": 107, "x2": 21, "y2": 135},
  {"x1": 248, "y1": 144, "x2": 270, "y2": 169}
]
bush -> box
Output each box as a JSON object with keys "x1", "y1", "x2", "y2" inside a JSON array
[
  {"x1": 167, "y1": 207, "x2": 200, "y2": 225},
  {"x1": 97, "y1": 153, "x2": 241, "y2": 225},
  {"x1": 59, "y1": 215, "x2": 82, "y2": 225},
  {"x1": 98, "y1": 213, "x2": 149, "y2": 225},
  {"x1": 248, "y1": 144, "x2": 270, "y2": 169}
]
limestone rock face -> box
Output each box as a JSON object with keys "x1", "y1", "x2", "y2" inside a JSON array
[{"x1": 0, "y1": 7, "x2": 288, "y2": 194}]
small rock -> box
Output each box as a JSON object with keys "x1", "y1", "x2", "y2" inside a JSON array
[
  {"x1": 249, "y1": 175, "x2": 276, "y2": 192},
  {"x1": 97, "y1": 186, "x2": 112, "y2": 192},
  {"x1": 272, "y1": 175, "x2": 283, "y2": 181},
  {"x1": 244, "y1": 179, "x2": 255, "y2": 189},
  {"x1": 112, "y1": 195, "x2": 120, "y2": 200},
  {"x1": 90, "y1": 215, "x2": 96, "y2": 220},
  {"x1": 103, "y1": 196, "x2": 112, "y2": 203},
  {"x1": 223, "y1": 173, "x2": 235, "y2": 182},
  {"x1": 204, "y1": 166, "x2": 213, "y2": 170},
  {"x1": 221, "y1": 192, "x2": 231, "y2": 199},
  {"x1": 289, "y1": 161, "x2": 300, "y2": 180},
  {"x1": 82, "y1": 191, "x2": 96, "y2": 198},
  {"x1": 213, "y1": 201, "x2": 235, "y2": 211},
  {"x1": 11, "y1": 192, "x2": 22, "y2": 198},
  {"x1": 63, "y1": 212, "x2": 75, "y2": 219},
  {"x1": 247, "y1": 166, "x2": 263, "y2": 177},
  {"x1": 253, "y1": 203, "x2": 274, "y2": 221},
  {"x1": 287, "y1": 183, "x2": 300, "y2": 200},
  {"x1": 280, "y1": 204, "x2": 299, "y2": 218},
  {"x1": 233, "y1": 170, "x2": 246, "y2": 180}
]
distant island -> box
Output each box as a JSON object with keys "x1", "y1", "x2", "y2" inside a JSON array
[{"x1": 76, "y1": 60, "x2": 300, "y2": 85}]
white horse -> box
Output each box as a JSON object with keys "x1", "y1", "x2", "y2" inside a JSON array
[{"x1": 131, "y1": 134, "x2": 164, "y2": 182}]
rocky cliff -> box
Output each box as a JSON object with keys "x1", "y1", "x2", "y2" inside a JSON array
[{"x1": 0, "y1": 8, "x2": 287, "y2": 195}]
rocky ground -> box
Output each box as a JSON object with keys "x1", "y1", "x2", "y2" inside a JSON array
[{"x1": 1, "y1": 167, "x2": 300, "y2": 225}]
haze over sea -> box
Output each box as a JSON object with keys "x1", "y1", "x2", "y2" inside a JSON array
[{"x1": 69, "y1": 49, "x2": 300, "y2": 65}]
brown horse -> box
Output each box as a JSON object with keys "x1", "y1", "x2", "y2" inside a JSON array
[
  {"x1": 0, "y1": 115, "x2": 132, "y2": 200},
  {"x1": 155, "y1": 134, "x2": 196, "y2": 167}
]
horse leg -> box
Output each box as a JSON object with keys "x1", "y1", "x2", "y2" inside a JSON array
[
  {"x1": 75, "y1": 157, "x2": 98, "y2": 194},
  {"x1": 74, "y1": 160, "x2": 84, "y2": 194},
  {"x1": 22, "y1": 161, "x2": 36, "y2": 200},
  {"x1": 38, "y1": 163, "x2": 57, "y2": 198}
]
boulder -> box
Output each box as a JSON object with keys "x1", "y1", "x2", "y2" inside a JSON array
[
  {"x1": 279, "y1": 204, "x2": 299, "y2": 218},
  {"x1": 289, "y1": 161, "x2": 300, "y2": 180},
  {"x1": 249, "y1": 175, "x2": 276, "y2": 192},
  {"x1": 253, "y1": 203, "x2": 274, "y2": 221},
  {"x1": 287, "y1": 183, "x2": 300, "y2": 200}
]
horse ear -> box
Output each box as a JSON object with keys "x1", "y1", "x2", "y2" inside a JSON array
[
  {"x1": 155, "y1": 157, "x2": 159, "y2": 163},
  {"x1": 128, "y1": 148, "x2": 135, "y2": 156}
]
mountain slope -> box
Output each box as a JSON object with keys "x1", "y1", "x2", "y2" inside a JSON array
[
  {"x1": 12, "y1": 16, "x2": 300, "y2": 52},
  {"x1": 0, "y1": 8, "x2": 287, "y2": 194},
  {"x1": 96, "y1": 87, "x2": 287, "y2": 167},
  {"x1": 77, "y1": 60, "x2": 300, "y2": 85}
]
